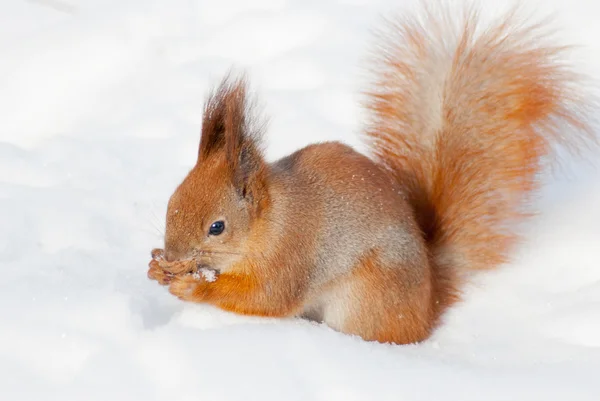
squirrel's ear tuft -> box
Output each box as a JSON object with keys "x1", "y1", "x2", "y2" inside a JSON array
[
  {"x1": 199, "y1": 73, "x2": 269, "y2": 211},
  {"x1": 198, "y1": 76, "x2": 233, "y2": 160}
]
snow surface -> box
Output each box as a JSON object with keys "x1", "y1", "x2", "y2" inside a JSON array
[{"x1": 2, "y1": 0, "x2": 600, "y2": 400}]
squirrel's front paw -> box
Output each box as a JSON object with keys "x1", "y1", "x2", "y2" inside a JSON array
[
  {"x1": 168, "y1": 274, "x2": 202, "y2": 301},
  {"x1": 168, "y1": 268, "x2": 219, "y2": 302},
  {"x1": 148, "y1": 248, "x2": 173, "y2": 285},
  {"x1": 148, "y1": 258, "x2": 173, "y2": 285}
]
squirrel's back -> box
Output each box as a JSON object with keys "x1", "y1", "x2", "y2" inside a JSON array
[{"x1": 270, "y1": 141, "x2": 426, "y2": 288}]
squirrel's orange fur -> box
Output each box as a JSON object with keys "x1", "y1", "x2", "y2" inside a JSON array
[{"x1": 147, "y1": 5, "x2": 594, "y2": 344}]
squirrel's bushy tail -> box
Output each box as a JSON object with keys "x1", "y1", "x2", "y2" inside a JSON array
[{"x1": 363, "y1": 4, "x2": 595, "y2": 274}]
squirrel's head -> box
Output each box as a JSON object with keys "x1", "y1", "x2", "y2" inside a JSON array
[{"x1": 163, "y1": 75, "x2": 269, "y2": 271}]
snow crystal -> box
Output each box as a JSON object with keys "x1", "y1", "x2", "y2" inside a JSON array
[
  {"x1": 191, "y1": 268, "x2": 217, "y2": 282},
  {"x1": 199, "y1": 268, "x2": 218, "y2": 283}
]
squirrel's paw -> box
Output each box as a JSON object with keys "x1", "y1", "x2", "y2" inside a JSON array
[
  {"x1": 147, "y1": 258, "x2": 173, "y2": 285},
  {"x1": 168, "y1": 274, "x2": 203, "y2": 301}
]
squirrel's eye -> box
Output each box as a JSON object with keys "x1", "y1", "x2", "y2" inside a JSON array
[{"x1": 208, "y1": 221, "x2": 225, "y2": 236}]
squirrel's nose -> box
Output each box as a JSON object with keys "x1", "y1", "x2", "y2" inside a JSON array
[
  {"x1": 163, "y1": 236, "x2": 179, "y2": 262},
  {"x1": 164, "y1": 249, "x2": 177, "y2": 262},
  {"x1": 164, "y1": 245, "x2": 192, "y2": 262}
]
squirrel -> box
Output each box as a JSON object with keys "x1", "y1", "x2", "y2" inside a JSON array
[{"x1": 147, "y1": 4, "x2": 594, "y2": 345}]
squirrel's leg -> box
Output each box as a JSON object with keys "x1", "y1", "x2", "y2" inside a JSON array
[
  {"x1": 167, "y1": 268, "x2": 302, "y2": 318},
  {"x1": 321, "y1": 251, "x2": 436, "y2": 344}
]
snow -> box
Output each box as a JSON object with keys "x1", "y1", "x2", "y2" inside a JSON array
[
  {"x1": 1, "y1": 0, "x2": 600, "y2": 400},
  {"x1": 196, "y1": 268, "x2": 218, "y2": 283}
]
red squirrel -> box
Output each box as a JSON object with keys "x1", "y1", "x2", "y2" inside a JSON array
[{"x1": 147, "y1": 5, "x2": 594, "y2": 344}]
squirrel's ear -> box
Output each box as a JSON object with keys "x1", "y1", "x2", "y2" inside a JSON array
[
  {"x1": 230, "y1": 139, "x2": 269, "y2": 211},
  {"x1": 200, "y1": 74, "x2": 269, "y2": 211},
  {"x1": 225, "y1": 77, "x2": 269, "y2": 211}
]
